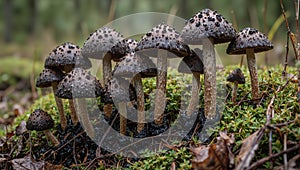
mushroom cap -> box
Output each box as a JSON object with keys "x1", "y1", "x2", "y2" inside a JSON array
[
  {"x1": 113, "y1": 53, "x2": 157, "y2": 78},
  {"x1": 181, "y1": 8, "x2": 236, "y2": 45},
  {"x1": 81, "y1": 27, "x2": 124, "y2": 59},
  {"x1": 226, "y1": 68, "x2": 245, "y2": 84},
  {"x1": 36, "y1": 68, "x2": 65, "y2": 88},
  {"x1": 26, "y1": 109, "x2": 54, "y2": 131},
  {"x1": 226, "y1": 27, "x2": 273, "y2": 55},
  {"x1": 56, "y1": 68, "x2": 103, "y2": 99},
  {"x1": 135, "y1": 23, "x2": 190, "y2": 58},
  {"x1": 178, "y1": 48, "x2": 204, "y2": 74},
  {"x1": 44, "y1": 42, "x2": 92, "y2": 72},
  {"x1": 102, "y1": 77, "x2": 136, "y2": 104},
  {"x1": 111, "y1": 38, "x2": 138, "y2": 62}
]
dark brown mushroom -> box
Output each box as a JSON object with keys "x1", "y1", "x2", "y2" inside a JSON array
[
  {"x1": 104, "y1": 77, "x2": 137, "y2": 135},
  {"x1": 226, "y1": 27, "x2": 273, "y2": 102},
  {"x1": 44, "y1": 42, "x2": 91, "y2": 125},
  {"x1": 113, "y1": 52, "x2": 157, "y2": 132},
  {"x1": 178, "y1": 49, "x2": 204, "y2": 116},
  {"x1": 181, "y1": 8, "x2": 236, "y2": 119},
  {"x1": 82, "y1": 27, "x2": 124, "y2": 120},
  {"x1": 111, "y1": 38, "x2": 138, "y2": 62},
  {"x1": 36, "y1": 68, "x2": 67, "y2": 131},
  {"x1": 226, "y1": 68, "x2": 245, "y2": 103},
  {"x1": 26, "y1": 109, "x2": 59, "y2": 146},
  {"x1": 136, "y1": 23, "x2": 190, "y2": 125},
  {"x1": 56, "y1": 68, "x2": 103, "y2": 138}
]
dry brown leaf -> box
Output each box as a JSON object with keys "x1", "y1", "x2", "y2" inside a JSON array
[
  {"x1": 11, "y1": 155, "x2": 44, "y2": 170},
  {"x1": 15, "y1": 121, "x2": 27, "y2": 136},
  {"x1": 44, "y1": 161, "x2": 63, "y2": 170},
  {"x1": 235, "y1": 128, "x2": 264, "y2": 170},
  {"x1": 191, "y1": 131, "x2": 235, "y2": 170}
]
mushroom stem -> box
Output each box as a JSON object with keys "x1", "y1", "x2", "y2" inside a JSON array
[
  {"x1": 246, "y1": 48, "x2": 260, "y2": 101},
  {"x1": 76, "y1": 98, "x2": 95, "y2": 138},
  {"x1": 52, "y1": 82, "x2": 67, "y2": 131},
  {"x1": 186, "y1": 72, "x2": 201, "y2": 116},
  {"x1": 69, "y1": 99, "x2": 78, "y2": 125},
  {"x1": 232, "y1": 81, "x2": 238, "y2": 103},
  {"x1": 203, "y1": 39, "x2": 216, "y2": 119},
  {"x1": 154, "y1": 50, "x2": 168, "y2": 125},
  {"x1": 133, "y1": 74, "x2": 145, "y2": 132},
  {"x1": 119, "y1": 102, "x2": 127, "y2": 135},
  {"x1": 103, "y1": 53, "x2": 113, "y2": 119},
  {"x1": 43, "y1": 129, "x2": 60, "y2": 146}
]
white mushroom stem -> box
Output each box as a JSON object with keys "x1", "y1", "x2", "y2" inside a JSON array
[
  {"x1": 154, "y1": 50, "x2": 168, "y2": 125},
  {"x1": 186, "y1": 72, "x2": 201, "y2": 116},
  {"x1": 52, "y1": 82, "x2": 67, "y2": 131},
  {"x1": 232, "y1": 81, "x2": 238, "y2": 103},
  {"x1": 76, "y1": 98, "x2": 95, "y2": 138},
  {"x1": 246, "y1": 48, "x2": 260, "y2": 101},
  {"x1": 119, "y1": 102, "x2": 127, "y2": 135},
  {"x1": 69, "y1": 99, "x2": 78, "y2": 125},
  {"x1": 203, "y1": 39, "x2": 217, "y2": 119},
  {"x1": 43, "y1": 129, "x2": 60, "y2": 146},
  {"x1": 103, "y1": 53, "x2": 113, "y2": 119},
  {"x1": 133, "y1": 74, "x2": 145, "y2": 132}
]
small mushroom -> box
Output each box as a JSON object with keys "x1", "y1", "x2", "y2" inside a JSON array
[
  {"x1": 113, "y1": 52, "x2": 157, "y2": 132},
  {"x1": 56, "y1": 68, "x2": 103, "y2": 138},
  {"x1": 36, "y1": 68, "x2": 67, "y2": 131},
  {"x1": 178, "y1": 49, "x2": 204, "y2": 116},
  {"x1": 181, "y1": 8, "x2": 236, "y2": 119},
  {"x1": 26, "y1": 109, "x2": 59, "y2": 146},
  {"x1": 226, "y1": 68, "x2": 245, "y2": 103},
  {"x1": 104, "y1": 77, "x2": 137, "y2": 135},
  {"x1": 136, "y1": 23, "x2": 190, "y2": 125},
  {"x1": 226, "y1": 27, "x2": 273, "y2": 102},
  {"x1": 82, "y1": 27, "x2": 124, "y2": 120},
  {"x1": 44, "y1": 42, "x2": 92, "y2": 125}
]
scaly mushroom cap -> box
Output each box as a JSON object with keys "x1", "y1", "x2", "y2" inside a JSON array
[
  {"x1": 102, "y1": 77, "x2": 136, "y2": 104},
  {"x1": 135, "y1": 23, "x2": 190, "y2": 58},
  {"x1": 113, "y1": 53, "x2": 157, "y2": 78},
  {"x1": 81, "y1": 27, "x2": 124, "y2": 59},
  {"x1": 36, "y1": 68, "x2": 65, "y2": 88},
  {"x1": 226, "y1": 68, "x2": 245, "y2": 84},
  {"x1": 226, "y1": 27, "x2": 273, "y2": 55},
  {"x1": 26, "y1": 109, "x2": 54, "y2": 131},
  {"x1": 56, "y1": 68, "x2": 103, "y2": 99},
  {"x1": 111, "y1": 38, "x2": 138, "y2": 62},
  {"x1": 44, "y1": 42, "x2": 92, "y2": 71},
  {"x1": 181, "y1": 8, "x2": 236, "y2": 45},
  {"x1": 178, "y1": 49, "x2": 204, "y2": 74}
]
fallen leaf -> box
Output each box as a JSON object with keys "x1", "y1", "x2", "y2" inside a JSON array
[
  {"x1": 44, "y1": 161, "x2": 63, "y2": 170},
  {"x1": 191, "y1": 131, "x2": 235, "y2": 170},
  {"x1": 11, "y1": 155, "x2": 44, "y2": 170},
  {"x1": 15, "y1": 121, "x2": 27, "y2": 136},
  {"x1": 235, "y1": 128, "x2": 264, "y2": 170}
]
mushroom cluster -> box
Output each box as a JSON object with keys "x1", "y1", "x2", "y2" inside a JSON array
[{"x1": 32, "y1": 8, "x2": 273, "y2": 139}]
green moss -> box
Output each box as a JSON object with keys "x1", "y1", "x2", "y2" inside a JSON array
[{"x1": 9, "y1": 65, "x2": 300, "y2": 169}]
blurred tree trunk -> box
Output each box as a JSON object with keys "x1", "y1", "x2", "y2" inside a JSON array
[
  {"x1": 4, "y1": 0, "x2": 13, "y2": 43},
  {"x1": 179, "y1": 0, "x2": 187, "y2": 18},
  {"x1": 28, "y1": 0, "x2": 37, "y2": 35},
  {"x1": 75, "y1": 0, "x2": 81, "y2": 33}
]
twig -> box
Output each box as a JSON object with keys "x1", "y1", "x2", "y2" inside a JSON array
[
  {"x1": 283, "y1": 134, "x2": 287, "y2": 170},
  {"x1": 247, "y1": 143, "x2": 300, "y2": 170}
]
